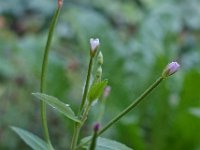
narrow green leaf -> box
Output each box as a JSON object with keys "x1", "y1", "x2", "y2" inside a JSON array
[
  {"x1": 87, "y1": 79, "x2": 108, "y2": 102},
  {"x1": 81, "y1": 136, "x2": 133, "y2": 150},
  {"x1": 11, "y1": 126, "x2": 48, "y2": 150},
  {"x1": 32, "y1": 93, "x2": 80, "y2": 123}
]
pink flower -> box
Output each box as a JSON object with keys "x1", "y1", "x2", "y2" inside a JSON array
[
  {"x1": 90, "y1": 38, "x2": 100, "y2": 57},
  {"x1": 162, "y1": 62, "x2": 180, "y2": 77},
  {"x1": 103, "y1": 86, "x2": 111, "y2": 98},
  {"x1": 58, "y1": 0, "x2": 63, "y2": 8}
]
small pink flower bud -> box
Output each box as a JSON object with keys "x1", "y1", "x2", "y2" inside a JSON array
[
  {"x1": 93, "y1": 123, "x2": 100, "y2": 132},
  {"x1": 58, "y1": 0, "x2": 63, "y2": 8},
  {"x1": 90, "y1": 38, "x2": 100, "y2": 57},
  {"x1": 103, "y1": 86, "x2": 111, "y2": 98},
  {"x1": 162, "y1": 61, "x2": 180, "y2": 77}
]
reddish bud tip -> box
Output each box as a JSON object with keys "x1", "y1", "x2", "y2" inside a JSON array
[
  {"x1": 58, "y1": 0, "x2": 63, "y2": 8},
  {"x1": 93, "y1": 123, "x2": 100, "y2": 132},
  {"x1": 90, "y1": 38, "x2": 100, "y2": 57}
]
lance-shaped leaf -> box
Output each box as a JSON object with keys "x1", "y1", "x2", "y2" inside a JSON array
[
  {"x1": 11, "y1": 126, "x2": 48, "y2": 150},
  {"x1": 87, "y1": 79, "x2": 108, "y2": 102},
  {"x1": 32, "y1": 93, "x2": 80, "y2": 123},
  {"x1": 80, "y1": 136, "x2": 133, "y2": 150}
]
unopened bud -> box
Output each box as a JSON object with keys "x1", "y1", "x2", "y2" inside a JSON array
[
  {"x1": 97, "y1": 51, "x2": 103, "y2": 65},
  {"x1": 96, "y1": 67, "x2": 102, "y2": 79},
  {"x1": 103, "y1": 86, "x2": 111, "y2": 98},
  {"x1": 58, "y1": 0, "x2": 63, "y2": 8},
  {"x1": 89, "y1": 123, "x2": 100, "y2": 149},
  {"x1": 93, "y1": 123, "x2": 100, "y2": 132},
  {"x1": 162, "y1": 61, "x2": 180, "y2": 77},
  {"x1": 90, "y1": 38, "x2": 100, "y2": 57}
]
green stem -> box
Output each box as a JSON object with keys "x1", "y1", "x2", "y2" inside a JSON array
[
  {"x1": 79, "y1": 57, "x2": 94, "y2": 114},
  {"x1": 98, "y1": 76, "x2": 164, "y2": 135},
  {"x1": 70, "y1": 123, "x2": 81, "y2": 150},
  {"x1": 81, "y1": 103, "x2": 92, "y2": 124},
  {"x1": 89, "y1": 128, "x2": 98, "y2": 150},
  {"x1": 71, "y1": 57, "x2": 93, "y2": 150},
  {"x1": 71, "y1": 104, "x2": 91, "y2": 150},
  {"x1": 77, "y1": 76, "x2": 164, "y2": 148},
  {"x1": 40, "y1": 7, "x2": 61, "y2": 149}
]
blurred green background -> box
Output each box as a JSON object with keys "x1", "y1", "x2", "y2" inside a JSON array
[{"x1": 1, "y1": 0, "x2": 200, "y2": 149}]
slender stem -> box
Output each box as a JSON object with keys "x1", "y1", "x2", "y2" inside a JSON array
[
  {"x1": 71, "y1": 103, "x2": 91, "y2": 150},
  {"x1": 81, "y1": 103, "x2": 92, "y2": 124},
  {"x1": 98, "y1": 76, "x2": 164, "y2": 135},
  {"x1": 40, "y1": 7, "x2": 61, "y2": 149},
  {"x1": 71, "y1": 57, "x2": 93, "y2": 150},
  {"x1": 77, "y1": 76, "x2": 164, "y2": 148},
  {"x1": 70, "y1": 123, "x2": 81, "y2": 150},
  {"x1": 79, "y1": 57, "x2": 94, "y2": 114},
  {"x1": 89, "y1": 128, "x2": 98, "y2": 150}
]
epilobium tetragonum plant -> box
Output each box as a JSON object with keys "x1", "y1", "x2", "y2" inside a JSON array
[{"x1": 11, "y1": 0, "x2": 180, "y2": 150}]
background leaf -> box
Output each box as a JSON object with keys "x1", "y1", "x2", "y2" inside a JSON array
[
  {"x1": 81, "y1": 136, "x2": 133, "y2": 150},
  {"x1": 11, "y1": 126, "x2": 48, "y2": 150}
]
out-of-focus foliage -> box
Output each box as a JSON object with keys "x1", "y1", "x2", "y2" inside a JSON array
[{"x1": 0, "y1": 0, "x2": 200, "y2": 149}]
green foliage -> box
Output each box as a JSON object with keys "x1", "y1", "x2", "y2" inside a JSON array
[
  {"x1": 87, "y1": 80, "x2": 108, "y2": 103},
  {"x1": 1, "y1": 0, "x2": 200, "y2": 149},
  {"x1": 81, "y1": 137, "x2": 133, "y2": 150},
  {"x1": 189, "y1": 108, "x2": 200, "y2": 119},
  {"x1": 32, "y1": 93, "x2": 80, "y2": 123},
  {"x1": 11, "y1": 127, "x2": 48, "y2": 150}
]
